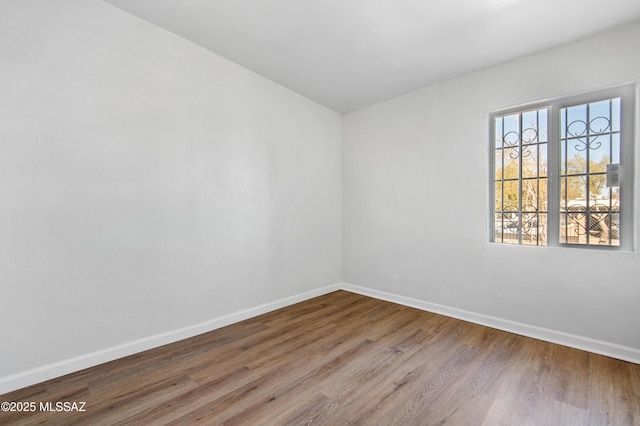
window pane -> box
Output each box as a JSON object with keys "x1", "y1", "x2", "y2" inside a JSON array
[
  {"x1": 494, "y1": 117, "x2": 503, "y2": 148},
  {"x1": 538, "y1": 213, "x2": 547, "y2": 245},
  {"x1": 560, "y1": 178, "x2": 567, "y2": 210},
  {"x1": 610, "y1": 211, "x2": 620, "y2": 246},
  {"x1": 522, "y1": 128, "x2": 538, "y2": 145},
  {"x1": 492, "y1": 108, "x2": 548, "y2": 245},
  {"x1": 566, "y1": 143, "x2": 587, "y2": 174},
  {"x1": 502, "y1": 212, "x2": 519, "y2": 244},
  {"x1": 559, "y1": 96, "x2": 624, "y2": 247},
  {"x1": 612, "y1": 134, "x2": 620, "y2": 163},
  {"x1": 560, "y1": 213, "x2": 568, "y2": 243},
  {"x1": 560, "y1": 211, "x2": 586, "y2": 244},
  {"x1": 566, "y1": 176, "x2": 586, "y2": 205},
  {"x1": 503, "y1": 148, "x2": 519, "y2": 179},
  {"x1": 503, "y1": 114, "x2": 519, "y2": 146},
  {"x1": 589, "y1": 100, "x2": 611, "y2": 133},
  {"x1": 589, "y1": 212, "x2": 615, "y2": 246},
  {"x1": 522, "y1": 180, "x2": 538, "y2": 210},
  {"x1": 494, "y1": 149, "x2": 503, "y2": 180},
  {"x1": 539, "y1": 109, "x2": 548, "y2": 143},
  {"x1": 566, "y1": 104, "x2": 587, "y2": 137},
  {"x1": 539, "y1": 178, "x2": 548, "y2": 211},
  {"x1": 588, "y1": 174, "x2": 607, "y2": 208},
  {"x1": 611, "y1": 186, "x2": 621, "y2": 208},
  {"x1": 495, "y1": 213, "x2": 503, "y2": 242},
  {"x1": 522, "y1": 212, "x2": 540, "y2": 246},
  {"x1": 539, "y1": 143, "x2": 548, "y2": 177},
  {"x1": 565, "y1": 205, "x2": 588, "y2": 244},
  {"x1": 589, "y1": 136, "x2": 609, "y2": 173},
  {"x1": 503, "y1": 180, "x2": 519, "y2": 210},
  {"x1": 495, "y1": 182, "x2": 503, "y2": 211},
  {"x1": 522, "y1": 145, "x2": 538, "y2": 178}
]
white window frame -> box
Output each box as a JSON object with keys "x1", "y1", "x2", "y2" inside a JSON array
[{"x1": 489, "y1": 83, "x2": 636, "y2": 250}]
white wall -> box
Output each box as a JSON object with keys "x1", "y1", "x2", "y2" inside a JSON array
[
  {"x1": 2, "y1": 0, "x2": 638, "y2": 397},
  {"x1": 0, "y1": 0, "x2": 341, "y2": 391},
  {"x1": 343, "y1": 22, "x2": 640, "y2": 355}
]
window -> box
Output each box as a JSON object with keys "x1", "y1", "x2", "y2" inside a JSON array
[{"x1": 490, "y1": 84, "x2": 635, "y2": 249}]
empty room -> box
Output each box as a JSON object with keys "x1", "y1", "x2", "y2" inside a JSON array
[{"x1": 1, "y1": 0, "x2": 639, "y2": 424}]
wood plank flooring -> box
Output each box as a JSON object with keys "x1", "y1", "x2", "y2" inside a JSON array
[{"x1": 1, "y1": 290, "x2": 639, "y2": 425}]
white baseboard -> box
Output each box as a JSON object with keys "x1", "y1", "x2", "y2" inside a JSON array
[
  {"x1": 3, "y1": 281, "x2": 637, "y2": 395},
  {"x1": 0, "y1": 283, "x2": 341, "y2": 395},
  {"x1": 340, "y1": 282, "x2": 640, "y2": 365}
]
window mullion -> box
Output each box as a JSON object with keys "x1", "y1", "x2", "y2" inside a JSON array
[
  {"x1": 518, "y1": 113, "x2": 523, "y2": 245},
  {"x1": 547, "y1": 105, "x2": 560, "y2": 246},
  {"x1": 585, "y1": 104, "x2": 591, "y2": 245}
]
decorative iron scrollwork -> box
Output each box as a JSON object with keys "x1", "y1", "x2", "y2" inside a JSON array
[
  {"x1": 501, "y1": 128, "x2": 538, "y2": 159},
  {"x1": 564, "y1": 203, "x2": 619, "y2": 241},
  {"x1": 500, "y1": 205, "x2": 543, "y2": 234},
  {"x1": 566, "y1": 116, "x2": 611, "y2": 151}
]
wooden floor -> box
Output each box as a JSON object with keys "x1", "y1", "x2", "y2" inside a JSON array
[{"x1": 2, "y1": 291, "x2": 639, "y2": 425}]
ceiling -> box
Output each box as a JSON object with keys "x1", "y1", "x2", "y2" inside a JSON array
[{"x1": 101, "y1": 0, "x2": 640, "y2": 113}]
